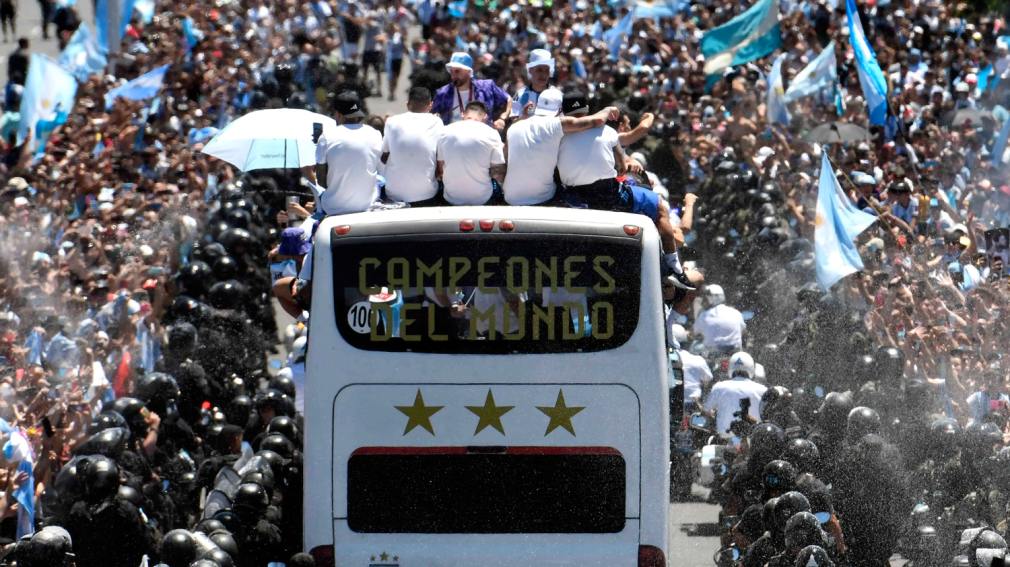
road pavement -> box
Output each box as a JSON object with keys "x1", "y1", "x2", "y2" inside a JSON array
[
  {"x1": 670, "y1": 485, "x2": 722, "y2": 567},
  {"x1": 0, "y1": 0, "x2": 94, "y2": 85}
]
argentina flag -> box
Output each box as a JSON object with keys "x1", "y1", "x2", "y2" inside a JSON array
[
  {"x1": 3, "y1": 428, "x2": 34, "y2": 539},
  {"x1": 846, "y1": 0, "x2": 888, "y2": 124},
  {"x1": 59, "y1": 23, "x2": 108, "y2": 82},
  {"x1": 814, "y1": 152, "x2": 877, "y2": 290},
  {"x1": 17, "y1": 54, "x2": 77, "y2": 149},
  {"x1": 104, "y1": 64, "x2": 169, "y2": 109},
  {"x1": 784, "y1": 40, "x2": 837, "y2": 102},
  {"x1": 766, "y1": 52, "x2": 790, "y2": 125},
  {"x1": 701, "y1": 0, "x2": 781, "y2": 85}
]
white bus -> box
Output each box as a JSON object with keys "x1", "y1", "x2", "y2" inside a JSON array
[{"x1": 303, "y1": 206, "x2": 670, "y2": 567}]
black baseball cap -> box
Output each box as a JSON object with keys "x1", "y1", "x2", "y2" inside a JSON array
[
  {"x1": 562, "y1": 91, "x2": 589, "y2": 115},
  {"x1": 331, "y1": 90, "x2": 364, "y2": 118}
]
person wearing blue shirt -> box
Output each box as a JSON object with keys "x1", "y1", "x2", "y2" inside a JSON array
[
  {"x1": 888, "y1": 181, "x2": 918, "y2": 224},
  {"x1": 966, "y1": 371, "x2": 1010, "y2": 426}
]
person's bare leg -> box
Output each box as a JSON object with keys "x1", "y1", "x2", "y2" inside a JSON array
[
  {"x1": 656, "y1": 199, "x2": 676, "y2": 253},
  {"x1": 273, "y1": 276, "x2": 302, "y2": 318}
]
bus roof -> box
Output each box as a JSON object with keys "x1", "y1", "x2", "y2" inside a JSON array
[{"x1": 315, "y1": 206, "x2": 657, "y2": 240}]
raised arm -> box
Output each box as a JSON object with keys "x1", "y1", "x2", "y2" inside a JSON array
[
  {"x1": 617, "y1": 112, "x2": 654, "y2": 147},
  {"x1": 560, "y1": 106, "x2": 619, "y2": 134}
]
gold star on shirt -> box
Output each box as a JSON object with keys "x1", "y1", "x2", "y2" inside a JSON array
[
  {"x1": 395, "y1": 389, "x2": 443, "y2": 435},
  {"x1": 466, "y1": 389, "x2": 514, "y2": 435},
  {"x1": 537, "y1": 389, "x2": 585, "y2": 436}
]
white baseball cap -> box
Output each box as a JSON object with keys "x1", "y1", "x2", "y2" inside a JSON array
[
  {"x1": 526, "y1": 48, "x2": 555, "y2": 75},
  {"x1": 534, "y1": 88, "x2": 564, "y2": 116}
]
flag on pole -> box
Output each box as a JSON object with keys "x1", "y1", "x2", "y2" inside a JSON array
[
  {"x1": 784, "y1": 40, "x2": 837, "y2": 102},
  {"x1": 814, "y1": 151, "x2": 877, "y2": 290},
  {"x1": 95, "y1": 0, "x2": 122, "y2": 54},
  {"x1": 17, "y1": 54, "x2": 78, "y2": 148},
  {"x1": 104, "y1": 64, "x2": 169, "y2": 109},
  {"x1": 603, "y1": 10, "x2": 634, "y2": 60},
  {"x1": 182, "y1": 17, "x2": 204, "y2": 52},
  {"x1": 700, "y1": 0, "x2": 781, "y2": 84},
  {"x1": 766, "y1": 52, "x2": 790, "y2": 125},
  {"x1": 846, "y1": 0, "x2": 888, "y2": 125},
  {"x1": 59, "y1": 23, "x2": 108, "y2": 81}
]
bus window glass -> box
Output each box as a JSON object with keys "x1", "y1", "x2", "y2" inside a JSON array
[{"x1": 331, "y1": 234, "x2": 642, "y2": 353}]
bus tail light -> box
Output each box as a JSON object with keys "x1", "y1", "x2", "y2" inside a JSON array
[
  {"x1": 638, "y1": 545, "x2": 666, "y2": 567},
  {"x1": 479, "y1": 219, "x2": 495, "y2": 232},
  {"x1": 334, "y1": 225, "x2": 352, "y2": 236},
  {"x1": 624, "y1": 225, "x2": 641, "y2": 236},
  {"x1": 499, "y1": 219, "x2": 515, "y2": 231},
  {"x1": 459, "y1": 219, "x2": 475, "y2": 232},
  {"x1": 309, "y1": 545, "x2": 335, "y2": 567}
]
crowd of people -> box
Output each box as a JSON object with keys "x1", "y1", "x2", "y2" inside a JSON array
[{"x1": 0, "y1": 0, "x2": 1005, "y2": 563}]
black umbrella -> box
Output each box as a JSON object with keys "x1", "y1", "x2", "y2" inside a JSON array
[{"x1": 804, "y1": 122, "x2": 872, "y2": 144}]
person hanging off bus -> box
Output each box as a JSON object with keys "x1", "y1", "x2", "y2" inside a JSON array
[{"x1": 554, "y1": 89, "x2": 695, "y2": 290}]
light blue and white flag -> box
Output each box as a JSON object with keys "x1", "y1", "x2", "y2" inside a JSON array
[
  {"x1": 3, "y1": 429, "x2": 34, "y2": 539},
  {"x1": 182, "y1": 16, "x2": 203, "y2": 52},
  {"x1": 784, "y1": 40, "x2": 837, "y2": 102},
  {"x1": 133, "y1": 0, "x2": 155, "y2": 23},
  {"x1": 846, "y1": 0, "x2": 888, "y2": 124},
  {"x1": 59, "y1": 23, "x2": 108, "y2": 82},
  {"x1": 17, "y1": 54, "x2": 77, "y2": 148},
  {"x1": 447, "y1": 0, "x2": 466, "y2": 18},
  {"x1": 104, "y1": 64, "x2": 169, "y2": 109},
  {"x1": 766, "y1": 52, "x2": 790, "y2": 125},
  {"x1": 633, "y1": 0, "x2": 685, "y2": 20},
  {"x1": 701, "y1": 0, "x2": 781, "y2": 82},
  {"x1": 815, "y1": 152, "x2": 877, "y2": 290},
  {"x1": 24, "y1": 329, "x2": 43, "y2": 366},
  {"x1": 603, "y1": 10, "x2": 634, "y2": 60},
  {"x1": 992, "y1": 115, "x2": 1010, "y2": 166}
]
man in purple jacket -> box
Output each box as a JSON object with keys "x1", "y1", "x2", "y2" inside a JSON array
[{"x1": 431, "y1": 52, "x2": 510, "y2": 130}]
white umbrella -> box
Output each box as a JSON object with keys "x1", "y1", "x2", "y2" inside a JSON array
[{"x1": 201, "y1": 108, "x2": 336, "y2": 171}]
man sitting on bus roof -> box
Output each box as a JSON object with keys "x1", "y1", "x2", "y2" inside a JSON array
[
  {"x1": 502, "y1": 88, "x2": 619, "y2": 207},
  {"x1": 301, "y1": 90, "x2": 383, "y2": 217},
  {"x1": 555, "y1": 90, "x2": 692, "y2": 290},
  {"x1": 381, "y1": 86, "x2": 444, "y2": 207},
  {"x1": 436, "y1": 100, "x2": 507, "y2": 205}
]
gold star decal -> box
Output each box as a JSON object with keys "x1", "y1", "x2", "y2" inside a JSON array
[
  {"x1": 380, "y1": 551, "x2": 389, "y2": 561},
  {"x1": 395, "y1": 389, "x2": 443, "y2": 435},
  {"x1": 537, "y1": 389, "x2": 585, "y2": 436},
  {"x1": 466, "y1": 389, "x2": 514, "y2": 435}
]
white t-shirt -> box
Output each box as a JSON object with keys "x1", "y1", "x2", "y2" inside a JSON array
[
  {"x1": 503, "y1": 115, "x2": 564, "y2": 205},
  {"x1": 693, "y1": 304, "x2": 746, "y2": 350},
  {"x1": 704, "y1": 378, "x2": 767, "y2": 438},
  {"x1": 382, "y1": 112, "x2": 443, "y2": 202},
  {"x1": 315, "y1": 123, "x2": 383, "y2": 215},
  {"x1": 679, "y1": 349, "x2": 713, "y2": 401},
  {"x1": 437, "y1": 119, "x2": 505, "y2": 205},
  {"x1": 558, "y1": 125, "x2": 619, "y2": 187},
  {"x1": 451, "y1": 87, "x2": 471, "y2": 124}
]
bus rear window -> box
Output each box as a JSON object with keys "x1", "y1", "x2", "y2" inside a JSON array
[
  {"x1": 330, "y1": 234, "x2": 642, "y2": 353},
  {"x1": 347, "y1": 447, "x2": 626, "y2": 533}
]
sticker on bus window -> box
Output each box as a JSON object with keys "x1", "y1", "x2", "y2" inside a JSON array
[{"x1": 347, "y1": 301, "x2": 372, "y2": 333}]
